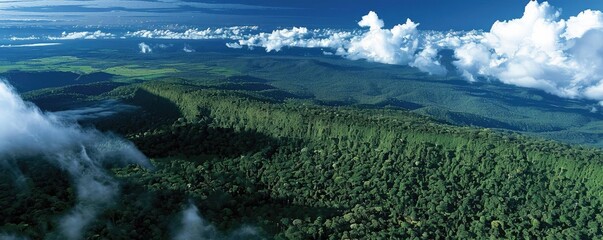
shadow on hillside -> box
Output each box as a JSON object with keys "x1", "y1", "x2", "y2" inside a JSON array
[
  {"x1": 26, "y1": 82, "x2": 127, "y2": 111},
  {"x1": 93, "y1": 88, "x2": 184, "y2": 133},
  {"x1": 131, "y1": 123, "x2": 279, "y2": 159}
]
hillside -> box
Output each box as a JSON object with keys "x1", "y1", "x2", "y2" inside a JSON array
[
  {"x1": 5, "y1": 80, "x2": 603, "y2": 239},
  {"x1": 6, "y1": 52, "x2": 603, "y2": 148}
]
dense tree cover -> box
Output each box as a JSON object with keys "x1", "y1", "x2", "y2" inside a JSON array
[
  {"x1": 0, "y1": 161, "x2": 76, "y2": 239},
  {"x1": 3, "y1": 81, "x2": 603, "y2": 239}
]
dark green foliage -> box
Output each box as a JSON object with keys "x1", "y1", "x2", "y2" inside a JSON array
[
  {"x1": 0, "y1": 161, "x2": 76, "y2": 239},
  {"x1": 120, "y1": 82, "x2": 603, "y2": 239},
  {"x1": 3, "y1": 81, "x2": 603, "y2": 239}
]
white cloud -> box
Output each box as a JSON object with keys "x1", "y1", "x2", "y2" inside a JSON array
[
  {"x1": 411, "y1": 45, "x2": 446, "y2": 75},
  {"x1": 139, "y1": 42, "x2": 152, "y2": 53},
  {"x1": 173, "y1": 202, "x2": 260, "y2": 240},
  {"x1": 564, "y1": 10, "x2": 603, "y2": 39},
  {"x1": 453, "y1": 1, "x2": 603, "y2": 101},
  {"x1": 174, "y1": 204, "x2": 217, "y2": 240},
  {"x1": 228, "y1": 1, "x2": 603, "y2": 102},
  {"x1": 1, "y1": 26, "x2": 259, "y2": 42},
  {"x1": 53, "y1": 100, "x2": 138, "y2": 121},
  {"x1": 125, "y1": 26, "x2": 258, "y2": 40},
  {"x1": 0, "y1": 43, "x2": 62, "y2": 48},
  {"x1": 229, "y1": 12, "x2": 441, "y2": 73},
  {"x1": 183, "y1": 44, "x2": 195, "y2": 53},
  {"x1": 1, "y1": 1, "x2": 601, "y2": 103},
  {"x1": 239, "y1": 27, "x2": 308, "y2": 52},
  {"x1": 10, "y1": 35, "x2": 38, "y2": 41},
  {"x1": 47, "y1": 30, "x2": 115, "y2": 40},
  {"x1": 156, "y1": 43, "x2": 173, "y2": 49},
  {"x1": 345, "y1": 17, "x2": 419, "y2": 65},
  {"x1": 0, "y1": 80, "x2": 150, "y2": 239},
  {"x1": 453, "y1": 42, "x2": 493, "y2": 82},
  {"x1": 225, "y1": 42, "x2": 242, "y2": 49},
  {"x1": 358, "y1": 11, "x2": 384, "y2": 30},
  {"x1": 232, "y1": 27, "x2": 358, "y2": 52}
]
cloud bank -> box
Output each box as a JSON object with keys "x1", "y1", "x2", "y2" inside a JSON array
[
  {"x1": 125, "y1": 26, "x2": 258, "y2": 40},
  {"x1": 229, "y1": 12, "x2": 453, "y2": 75},
  {"x1": 231, "y1": 27, "x2": 356, "y2": 52},
  {"x1": 47, "y1": 30, "x2": 115, "y2": 40},
  {"x1": 453, "y1": 1, "x2": 603, "y2": 101},
  {"x1": 9, "y1": 36, "x2": 38, "y2": 41},
  {"x1": 4, "y1": 26, "x2": 259, "y2": 42},
  {"x1": 228, "y1": 1, "x2": 603, "y2": 103},
  {"x1": 0, "y1": 43, "x2": 62, "y2": 48},
  {"x1": 0, "y1": 80, "x2": 150, "y2": 239}
]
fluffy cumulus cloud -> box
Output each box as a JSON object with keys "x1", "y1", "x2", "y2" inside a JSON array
[
  {"x1": 47, "y1": 30, "x2": 115, "y2": 40},
  {"x1": 564, "y1": 10, "x2": 603, "y2": 40},
  {"x1": 233, "y1": 27, "x2": 356, "y2": 52},
  {"x1": 0, "y1": 80, "x2": 151, "y2": 239},
  {"x1": 346, "y1": 16, "x2": 419, "y2": 65},
  {"x1": 139, "y1": 42, "x2": 152, "y2": 53},
  {"x1": 453, "y1": 1, "x2": 603, "y2": 101},
  {"x1": 125, "y1": 26, "x2": 258, "y2": 40},
  {"x1": 229, "y1": 11, "x2": 448, "y2": 74},
  {"x1": 229, "y1": 1, "x2": 603, "y2": 102}
]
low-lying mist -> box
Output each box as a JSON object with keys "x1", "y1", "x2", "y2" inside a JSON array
[
  {"x1": 174, "y1": 202, "x2": 261, "y2": 240},
  {"x1": 1, "y1": 80, "x2": 264, "y2": 239},
  {"x1": 0, "y1": 80, "x2": 151, "y2": 239},
  {"x1": 52, "y1": 99, "x2": 139, "y2": 122}
]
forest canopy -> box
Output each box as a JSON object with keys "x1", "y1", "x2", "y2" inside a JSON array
[{"x1": 2, "y1": 80, "x2": 603, "y2": 239}]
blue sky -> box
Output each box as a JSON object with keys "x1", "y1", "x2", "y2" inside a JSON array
[{"x1": 0, "y1": 0, "x2": 601, "y2": 30}]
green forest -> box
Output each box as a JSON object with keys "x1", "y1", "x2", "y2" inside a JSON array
[{"x1": 3, "y1": 79, "x2": 603, "y2": 239}]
